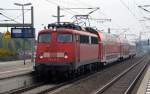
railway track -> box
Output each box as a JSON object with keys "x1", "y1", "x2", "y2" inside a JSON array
[
  {"x1": 1, "y1": 74, "x2": 45, "y2": 94},
  {"x1": 20, "y1": 69, "x2": 99, "y2": 94},
  {"x1": 43, "y1": 55, "x2": 147, "y2": 94},
  {"x1": 93, "y1": 55, "x2": 149, "y2": 94},
  {"x1": 3, "y1": 66, "x2": 98, "y2": 94},
  {"x1": 2, "y1": 55, "x2": 146, "y2": 94},
  {"x1": 3, "y1": 82, "x2": 45, "y2": 94},
  {"x1": 23, "y1": 56, "x2": 144, "y2": 94}
]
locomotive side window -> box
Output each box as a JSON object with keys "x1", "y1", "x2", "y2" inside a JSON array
[
  {"x1": 91, "y1": 37, "x2": 98, "y2": 44},
  {"x1": 38, "y1": 33, "x2": 51, "y2": 43},
  {"x1": 80, "y1": 35, "x2": 89, "y2": 44},
  {"x1": 57, "y1": 33, "x2": 72, "y2": 42}
]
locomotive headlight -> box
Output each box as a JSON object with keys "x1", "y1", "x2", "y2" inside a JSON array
[
  {"x1": 64, "y1": 53, "x2": 68, "y2": 59},
  {"x1": 64, "y1": 55, "x2": 68, "y2": 59},
  {"x1": 39, "y1": 55, "x2": 44, "y2": 59}
]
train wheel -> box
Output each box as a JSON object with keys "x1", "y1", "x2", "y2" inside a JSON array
[
  {"x1": 119, "y1": 57, "x2": 123, "y2": 61},
  {"x1": 60, "y1": 72, "x2": 71, "y2": 81},
  {"x1": 36, "y1": 71, "x2": 45, "y2": 79},
  {"x1": 93, "y1": 63, "x2": 98, "y2": 71},
  {"x1": 78, "y1": 66, "x2": 85, "y2": 76},
  {"x1": 69, "y1": 70, "x2": 76, "y2": 79},
  {"x1": 103, "y1": 62, "x2": 107, "y2": 66},
  {"x1": 84, "y1": 65, "x2": 91, "y2": 74},
  {"x1": 67, "y1": 71, "x2": 74, "y2": 80},
  {"x1": 96, "y1": 62, "x2": 99, "y2": 71},
  {"x1": 75, "y1": 69, "x2": 81, "y2": 77},
  {"x1": 34, "y1": 68, "x2": 44, "y2": 77},
  {"x1": 34, "y1": 65, "x2": 45, "y2": 78}
]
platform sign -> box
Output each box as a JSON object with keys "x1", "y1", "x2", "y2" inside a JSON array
[
  {"x1": 22, "y1": 28, "x2": 35, "y2": 38},
  {"x1": 11, "y1": 28, "x2": 35, "y2": 38},
  {"x1": 11, "y1": 28, "x2": 22, "y2": 38}
]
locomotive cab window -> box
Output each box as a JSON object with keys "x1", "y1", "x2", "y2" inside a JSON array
[
  {"x1": 57, "y1": 33, "x2": 73, "y2": 42},
  {"x1": 38, "y1": 33, "x2": 51, "y2": 43},
  {"x1": 91, "y1": 37, "x2": 98, "y2": 44},
  {"x1": 80, "y1": 35, "x2": 89, "y2": 44}
]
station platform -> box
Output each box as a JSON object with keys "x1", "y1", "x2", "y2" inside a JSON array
[
  {"x1": 0, "y1": 60, "x2": 33, "y2": 79},
  {"x1": 136, "y1": 65, "x2": 150, "y2": 94}
]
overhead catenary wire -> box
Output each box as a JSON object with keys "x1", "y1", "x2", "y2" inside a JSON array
[
  {"x1": 14, "y1": 9, "x2": 31, "y2": 21},
  {"x1": 137, "y1": 7, "x2": 147, "y2": 30},
  {"x1": 119, "y1": 0, "x2": 146, "y2": 33},
  {"x1": 135, "y1": 2, "x2": 149, "y2": 31},
  {"x1": 0, "y1": 8, "x2": 31, "y2": 24},
  {"x1": 45, "y1": 0, "x2": 102, "y2": 18},
  {"x1": 119, "y1": 0, "x2": 137, "y2": 18},
  {"x1": 0, "y1": 13, "x2": 20, "y2": 23},
  {"x1": 65, "y1": 0, "x2": 112, "y2": 27},
  {"x1": 119, "y1": 0, "x2": 144, "y2": 26},
  {"x1": 44, "y1": 0, "x2": 83, "y2": 24},
  {"x1": 45, "y1": 0, "x2": 80, "y2": 16},
  {"x1": 74, "y1": 0, "x2": 109, "y2": 20},
  {"x1": 45, "y1": 0, "x2": 102, "y2": 26}
]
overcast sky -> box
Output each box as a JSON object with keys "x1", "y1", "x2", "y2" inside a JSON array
[{"x1": 0, "y1": 0, "x2": 150, "y2": 40}]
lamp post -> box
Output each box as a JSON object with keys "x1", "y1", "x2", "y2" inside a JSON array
[
  {"x1": 14, "y1": 3, "x2": 32, "y2": 28},
  {"x1": 14, "y1": 2, "x2": 32, "y2": 65}
]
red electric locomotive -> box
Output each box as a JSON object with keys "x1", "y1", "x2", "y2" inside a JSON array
[{"x1": 34, "y1": 23, "x2": 99, "y2": 75}]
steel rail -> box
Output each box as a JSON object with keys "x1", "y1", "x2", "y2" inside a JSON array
[
  {"x1": 5, "y1": 68, "x2": 96, "y2": 94},
  {"x1": 36, "y1": 56, "x2": 146, "y2": 94},
  {"x1": 3, "y1": 82, "x2": 45, "y2": 94},
  {"x1": 4, "y1": 56, "x2": 146, "y2": 94},
  {"x1": 93, "y1": 56, "x2": 146, "y2": 94},
  {"x1": 22, "y1": 56, "x2": 146, "y2": 94},
  {"x1": 36, "y1": 71, "x2": 98, "y2": 94},
  {"x1": 124, "y1": 60, "x2": 149, "y2": 94}
]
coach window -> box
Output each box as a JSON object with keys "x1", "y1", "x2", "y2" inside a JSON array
[
  {"x1": 38, "y1": 33, "x2": 51, "y2": 43},
  {"x1": 57, "y1": 33, "x2": 72, "y2": 42},
  {"x1": 80, "y1": 35, "x2": 89, "y2": 44},
  {"x1": 91, "y1": 37, "x2": 98, "y2": 44}
]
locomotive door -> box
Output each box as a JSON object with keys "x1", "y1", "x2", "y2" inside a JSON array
[
  {"x1": 75, "y1": 34, "x2": 80, "y2": 64},
  {"x1": 99, "y1": 42, "x2": 103, "y2": 61}
]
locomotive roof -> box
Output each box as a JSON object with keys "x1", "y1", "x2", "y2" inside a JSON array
[
  {"x1": 47, "y1": 22, "x2": 98, "y2": 33},
  {"x1": 47, "y1": 22, "x2": 82, "y2": 31},
  {"x1": 39, "y1": 22, "x2": 99, "y2": 37},
  {"x1": 39, "y1": 28, "x2": 98, "y2": 37}
]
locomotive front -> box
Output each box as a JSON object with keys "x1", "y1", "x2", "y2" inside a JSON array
[{"x1": 34, "y1": 28, "x2": 76, "y2": 75}]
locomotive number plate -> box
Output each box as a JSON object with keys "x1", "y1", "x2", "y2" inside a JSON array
[{"x1": 43, "y1": 52, "x2": 50, "y2": 57}]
